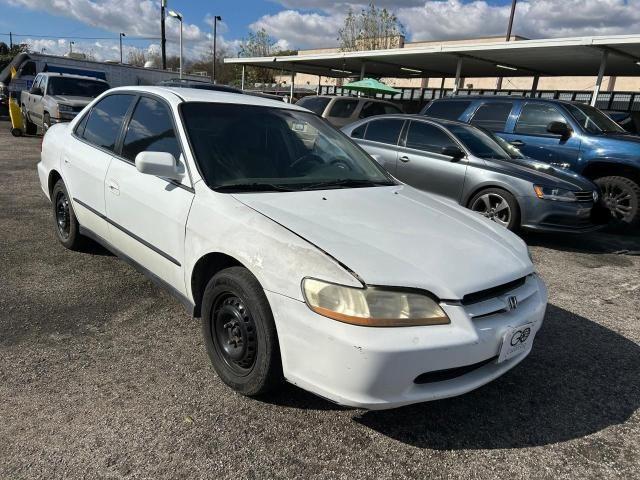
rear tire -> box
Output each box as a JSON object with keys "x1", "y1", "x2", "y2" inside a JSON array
[
  {"x1": 51, "y1": 179, "x2": 85, "y2": 250},
  {"x1": 594, "y1": 176, "x2": 640, "y2": 228},
  {"x1": 201, "y1": 267, "x2": 283, "y2": 396},
  {"x1": 468, "y1": 188, "x2": 521, "y2": 231}
]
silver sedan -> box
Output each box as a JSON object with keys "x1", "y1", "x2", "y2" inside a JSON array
[{"x1": 342, "y1": 115, "x2": 605, "y2": 232}]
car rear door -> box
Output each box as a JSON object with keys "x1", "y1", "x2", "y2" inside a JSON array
[
  {"x1": 502, "y1": 101, "x2": 581, "y2": 167},
  {"x1": 104, "y1": 94, "x2": 194, "y2": 292},
  {"x1": 349, "y1": 118, "x2": 405, "y2": 175},
  {"x1": 394, "y1": 120, "x2": 467, "y2": 201},
  {"x1": 63, "y1": 93, "x2": 136, "y2": 241}
]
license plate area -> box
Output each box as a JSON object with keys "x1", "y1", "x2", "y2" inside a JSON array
[{"x1": 498, "y1": 322, "x2": 535, "y2": 363}]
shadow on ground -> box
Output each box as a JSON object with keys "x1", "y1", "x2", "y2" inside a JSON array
[
  {"x1": 353, "y1": 304, "x2": 639, "y2": 449},
  {"x1": 522, "y1": 228, "x2": 640, "y2": 255}
]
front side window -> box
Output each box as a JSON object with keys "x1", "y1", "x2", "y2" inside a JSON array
[
  {"x1": 424, "y1": 100, "x2": 471, "y2": 120},
  {"x1": 515, "y1": 103, "x2": 567, "y2": 136},
  {"x1": 363, "y1": 119, "x2": 404, "y2": 145},
  {"x1": 405, "y1": 121, "x2": 456, "y2": 154},
  {"x1": 122, "y1": 97, "x2": 181, "y2": 161},
  {"x1": 470, "y1": 102, "x2": 512, "y2": 132},
  {"x1": 47, "y1": 77, "x2": 109, "y2": 98},
  {"x1": 564, "y1": 103, "x2": 624, "y2": 134},
  {"x1": 296, "y1": 96, "x2": 331, "y2": 115},
  {"x1": 329, "y1": 99, "x2": 359, "y2": 118},
  {"x1": 81, "y1": 94, "x2": 134, "y2": 151},
  {"x1": 445, "y1": 124, "x2": 511, "y2": 160},
  {"x1": 180, "y1": 103, "x2": 394, "y2": 191}
]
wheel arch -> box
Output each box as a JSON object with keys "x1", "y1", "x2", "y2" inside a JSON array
[
  {"x1": 47, "y1": 169, "x2": 63, "y2": 197},
  {"x1": 463, "y1": 182, "x2": 518, "y2": 208},
  {"x1": 190, "y1": 252, "x2": 248, "y2": 318},
  {"x1": 581, "y1": 161, "x2": 640, "y2": 183}
]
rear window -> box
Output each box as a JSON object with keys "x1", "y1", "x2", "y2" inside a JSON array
[
  {"x1": 424, "y1": 100, "x2": 471, "y2": 120},
  {"x1": 329, "y1": 99, "x2": 359, "y2": 118},
  {"x1": 470, "y1": 102, "x2": 512, "y2": 132},
  {"x1": 364, "y1": 119, "x2": 404, "y2": 145},
  {"x1": 296, "y1": 96, "x2": 331, "y2": 115},
  {"x1": 360, "y1": 101, "x2": 401, "y2": 118}
]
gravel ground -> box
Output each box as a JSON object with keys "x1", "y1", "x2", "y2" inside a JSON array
[{"x1": 0, "y1": 122, "x2": 638, "y2": 480}]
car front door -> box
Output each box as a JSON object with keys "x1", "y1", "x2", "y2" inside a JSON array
[
  {"x1": 27, "y1": 75, "x2": 44, "y2": 126},
  {"x1": 104, "y1": 95, "x2": 194, "y2": 292},
  {"x1": 63, "y1": 93, "x2": 135, "y2": 240},
  {"x1": 502, "y1": 102, "x2": 581, "y2": 168},
  {"x1": 395, "y1": 120, "x2": 467, "y2": 201},
  {"x1": 351, "y1": 118, "x2": 405, "y2": 175}
]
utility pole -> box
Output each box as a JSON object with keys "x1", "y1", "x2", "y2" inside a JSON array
[
  {"x1": 161, "y1": 0, "x2": 167, "y2": 69},
  {"x1": 69, "y1": 41, "x2": 75, "y2": 55},
  {"x1": 9, "y1": 31, "x2": 12, "y2": 49},
  {"x1": 212, "y1": 15, "x2": 221, "y2": 84},
  {"x1": 119, "y1": 32, "x2": 126, "y2": 64},
  {"x1": 496, "y1": 0, "x2": 517, "y2": 90}
]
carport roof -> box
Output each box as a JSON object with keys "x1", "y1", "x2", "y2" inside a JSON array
[{"x1": 224, "y1": 34, "x2": 640, "y2": 78}]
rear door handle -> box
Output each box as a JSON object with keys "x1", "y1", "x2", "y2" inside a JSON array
[
  {"x1": 400, "y1": 155, "x2": 410, "y2": 163},
  {"x1": 107, "y1": 180, "x2": 120, "y2": 195},
  {"x1": 511, "y1": 140, "x2": 525, "y2": 147}
]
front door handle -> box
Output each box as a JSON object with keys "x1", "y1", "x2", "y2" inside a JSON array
[
  {"x1": 107, "y1": 180, "x2": 120, "y2": 195},
  {"x1": 400, "y1": 155, "x2": 410, "y2": 163},
  {"x1": 511, "y1": 140, "x2": 525, "y2": 147}
]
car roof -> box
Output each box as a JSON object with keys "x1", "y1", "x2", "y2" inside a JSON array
[
  {"x1": 349, "y1": 113, "x2": 471, "y2": 128},
  {"x1": 429, "y1": 95, "x2": 582, "y2": 108},
  {"x1": 107, "y1": 85, "x2": 307, "y2": 111},
  {"x1": 302, "y1": 95, "x2": 394, "y2": 104}
]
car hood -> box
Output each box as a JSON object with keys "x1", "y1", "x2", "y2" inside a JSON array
[
  {"x1": 51, "y1": 95, "x2": 93, "y2": 106},
  {"x1": 487, "y1": 156, "x2": 595, "y2": 191},
  {"x1": 233, "y1": 185, "x2": 533, "y2": 299}
]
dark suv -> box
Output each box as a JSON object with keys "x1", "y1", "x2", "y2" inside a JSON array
[{"x1": 421, "y1": 97, "x2": 640, "y2": 226}]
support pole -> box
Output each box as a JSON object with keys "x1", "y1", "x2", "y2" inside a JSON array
[
  {"x1": 360, "y1": 62, "x2": 366, "y2": 80},
  {"x1": 591, "y1": 50, "x2": 608, "y2": 106},
  {"x1": 290, "y1": 71, "x2": 295, "y2": 102},
  {"x1": 530, "y1": 75, "x2": 539, "y2": 97},
  {"x1": 453, "y1": 57, "x2": 462, "y2": 95},
  {"x1": 161, "y1": 0, "x2": 167, "y2": 70},
  {"x1": 241, "y1": 65, "x2": 245, "y2": 91},
  {"x1": 317, "y1": 75, "x2": 321, "y2": 95}
]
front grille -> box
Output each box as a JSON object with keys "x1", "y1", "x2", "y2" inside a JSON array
[
  {"x1": 72, "y1": 105, "x2": 85, "y2": 113},
  {"x1": 461, "y1": 276, "x2": 526, "y2": 305},
  {"x1": 414, "y1": 356, "x2": 498, "y2": 384},
  {"x1": 573, "y1": 191, "x2": 595, "y2": 203}
]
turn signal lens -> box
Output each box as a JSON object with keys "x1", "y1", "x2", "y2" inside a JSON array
[{"x1": 302, "y1": 278, "x2": 450, "y2": 327}]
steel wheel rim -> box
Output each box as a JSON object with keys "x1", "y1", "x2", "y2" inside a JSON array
[
  {"x1": 471, "y1": 193, "x2": 511, "y2": 227},
  {"x1": 55, "y1": 191, "x2": 71, "y2": 239},
  {"x1": 601, "y1": 181, "x2": 633, "y2": 221},
  {"x1": 211, "y1": 293, "x2": 257, "y2": 376}
]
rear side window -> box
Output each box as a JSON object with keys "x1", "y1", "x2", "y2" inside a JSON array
[
  {"x1": 406, "y1": 121, "x2": 456, "y2": 153},
  {"x1": 470, "y1": 103, "x2": 512, "y2": 132},
  {"x1": 122, "y1": 97, "x2": 181, "y2": 161},
  {"x1": 360, "y1": 101, "x2": 400, "y2": 118},
  {"x1": 364, "y1": 119, "x2": 404, "y2": 145},
  {"x1": 329, "y1": 99, "x2": 359, "y2": 118},
  {"x1": 351, "y1": 123, "x2": 367, "y2": 139},
  {"x1": 424, "y1": 100, "x2": 471, "y2": 120},
  {"x1": 296, "y1": 96, "x2": 331, "y2": 115},
  {"x1": 81, "y1": 94, "x2": 134, "y2": 151},
  {"x1": 515, "y1": 103, "x2": 567, "y2": 136}
]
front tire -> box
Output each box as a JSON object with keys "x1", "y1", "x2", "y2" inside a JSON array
[
  {"x1": 43, "y1": 113, "x2": 51, "y2": 135},
  {"x1": 469, "y1": 188, "x2": 520, "y2": 231},
  {"x1": 21, "y1": 105, "x2": 37, "y2": 135},
  {"x1": 51, "y1": 179, "x2": 85, "y2": 250},
  {"x1": 202, "y1": 267, "x2": 283, "y2": 396},
  {"x1": 594, "y1": 176, "x2": 640, "y2": 228}
]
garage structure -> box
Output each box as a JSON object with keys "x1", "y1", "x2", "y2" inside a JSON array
[{"x1": 225, "y1": 34, "x2": 640, "y2": 108}]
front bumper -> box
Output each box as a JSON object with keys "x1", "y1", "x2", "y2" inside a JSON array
[
  {"x1": 519, "y1": 195, "x2": 604, "y2": 233},
  {"x1": 267, "y1": 274, "x2": 548, "y2": 410}
]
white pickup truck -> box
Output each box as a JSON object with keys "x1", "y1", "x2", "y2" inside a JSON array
[{"x1": 21, "y1": 72, "x2": 110, "y2": 134}]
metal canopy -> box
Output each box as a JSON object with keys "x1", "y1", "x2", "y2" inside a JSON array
[{"x1": 224, "y1": 34, "x2": 640, "y2": 79}]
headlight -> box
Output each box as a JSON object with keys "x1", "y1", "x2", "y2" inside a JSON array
[
  {"x1": 533, "y1": 185, "x2": 577, "y2": 202},
  {"x1": 58, "y1": 104, "x2": 74, "y2": 112},
  {"x1": 302, "y1": 278, "x2": 450, "y2": 327}
]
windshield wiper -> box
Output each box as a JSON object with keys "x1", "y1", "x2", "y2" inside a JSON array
[
  {"x1": 300, "y1": 178, "x2": 395, "y2": 191},
  {"x1": 213, "y1": 182, "x2": 297, "y2": 193}
]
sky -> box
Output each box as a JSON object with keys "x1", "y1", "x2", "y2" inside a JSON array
[{"x1": 0, "y1": 0, "x2": 639, "y2": 62}]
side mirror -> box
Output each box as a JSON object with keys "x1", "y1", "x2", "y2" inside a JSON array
[
  {"x1": 31, "y1": 87, "x2": 43, "y2": 96},
  {"x1": 441, "y1": 145, "x2": 465, "y2": 161},
  {"x1": 135, "y1": 152, "x2": 182, "y2": 180},
  {"x1": 546, "y1": 121, "x2": 571, "y2": 138}
]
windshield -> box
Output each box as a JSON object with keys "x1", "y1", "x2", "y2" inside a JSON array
[
  {"x1": 181, "y1": 102, "x2": 395, "y2": 192},
  {"x1": 296, "y1": 96, "x2": 331, "y2": 115},
  {"x1": 564, "y1": 103, "x2": 624, "y2": 134},
  {"x1": 47, "y1": 77, "x2": 109, "y2": 97},
  {"x1": 444, "y1": 124, "x2": 511, "y2": 160}
]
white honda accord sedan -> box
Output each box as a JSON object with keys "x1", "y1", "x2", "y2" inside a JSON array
[{"x1": 37, "y1": 86, "x2": 547, "y2": 410}]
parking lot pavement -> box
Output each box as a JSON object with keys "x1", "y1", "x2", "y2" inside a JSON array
[{"x1": 0, "y1": 122, "x2": 638, "y2": 480}]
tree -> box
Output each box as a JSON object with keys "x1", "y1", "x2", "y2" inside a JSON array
[
  {"x1": 190, "y1": 46, "x2": 240, "y2": 85},
  {"x1": 238, "y1": 28, "x2": 281, "y2": 85},
  {"x1": 338, "y1": 2, "x2": 404, "y2": 52},
  {"x1": 0, "y1": 43, "x2": 30, "y2": 72}
]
